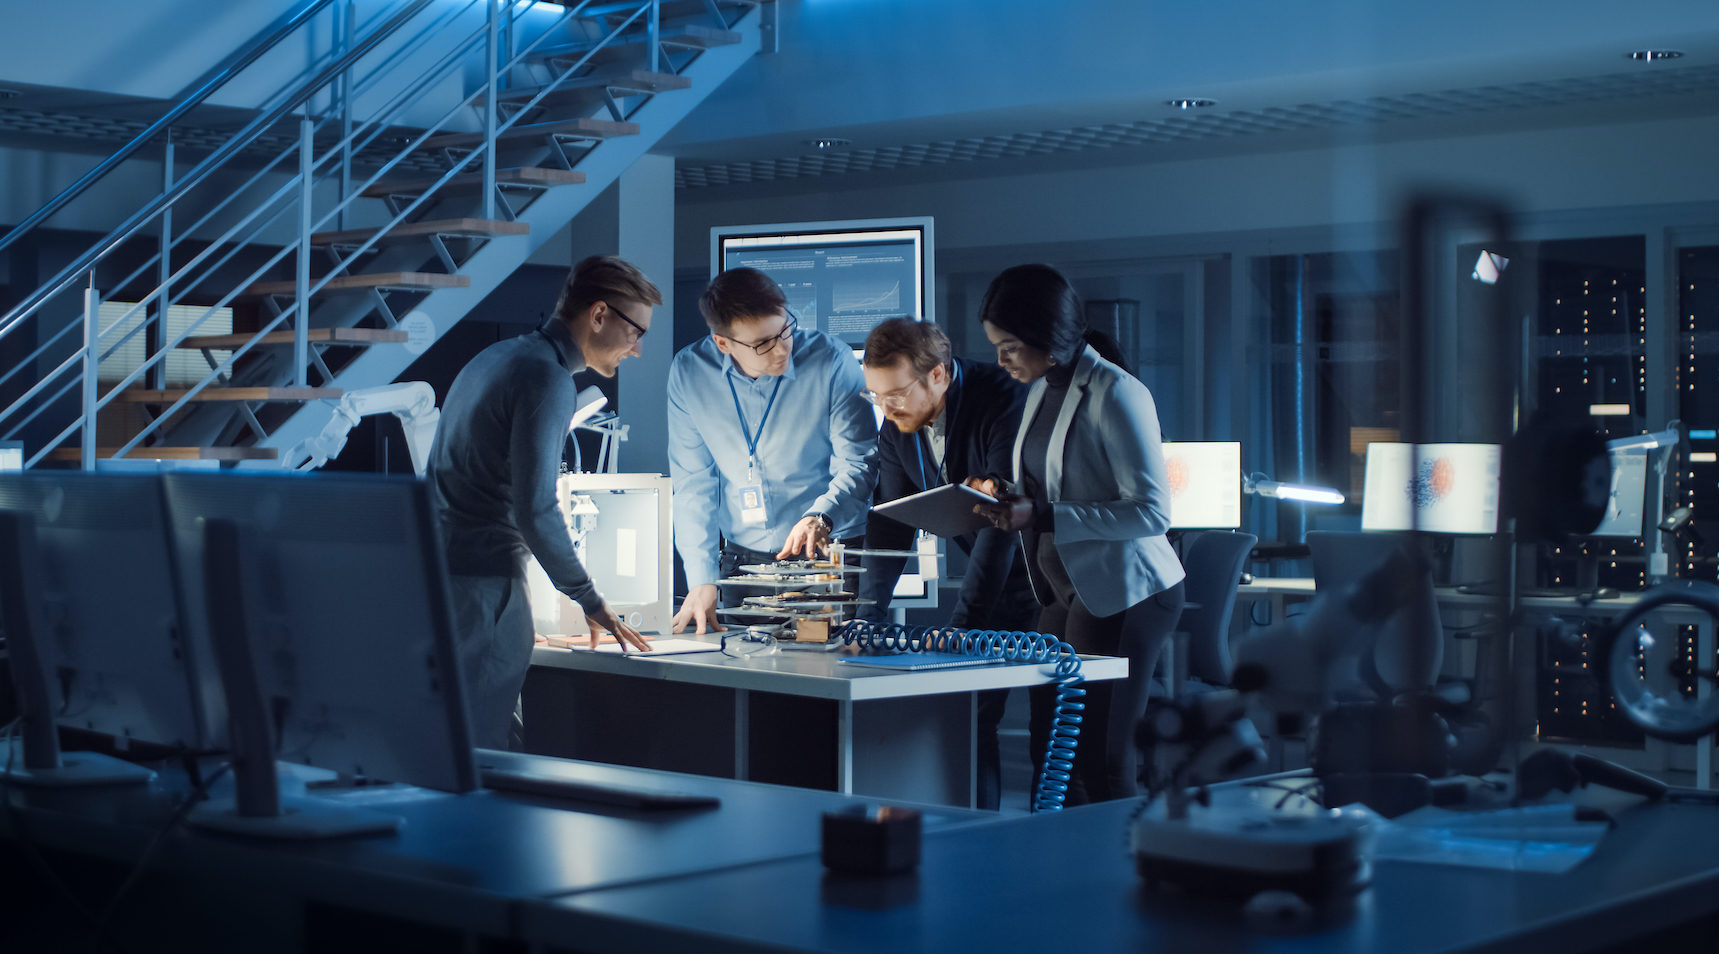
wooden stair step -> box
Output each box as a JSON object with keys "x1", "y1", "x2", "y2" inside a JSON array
[
  {"x1": 361, "y1": 166, "x2": 584, "y2": 198},
  {"x1": 117, "y1": 387, "x2": 343, "y2": 403},
  {"x1": 424, "y1": 116, "x2": 639, "y2": 151},
  {"x1": 177, "y1": 328, "x2": 410, "y2": 350},
  {"x1": 47, "y1": 446, "x2": 280, "y2": 462},
  {"x1": 535, "y1": 0, "x2": 749, "y2": 22},
  {"x1": 311, "y1": 217, "x2": 528, "y2": 248},
  {"x1": 245, "y1": 272, "x2": 469, "y2": 297},
  {"x1": 529, "y1": 24, "x2": 741, "y2": 66},
  {"x1": 488, "y1": 69, "x2": 691, "y2": 106}
]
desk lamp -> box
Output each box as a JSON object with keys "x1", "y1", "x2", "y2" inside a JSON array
[
  {"x1": 1240, "y1": 473, "x2": 1346, "y2": 581},
  {"x1": 1243, "y1": 473, "x2": 1346, "y2": 506},
  {"x1": 568, "y1": 386, "x2": 629, "y2": 473}
]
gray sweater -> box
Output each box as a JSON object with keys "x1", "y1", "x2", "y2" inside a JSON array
[{"x1": 428, "y1": 319, "x2": 601, "y2": 613}]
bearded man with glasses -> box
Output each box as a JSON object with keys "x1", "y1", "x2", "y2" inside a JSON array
[
  {"x1": 858, "y1": 317, "x2": 1038, "y2": 810},
  {"x1": 666, "y1": 267, "x2": 878, "y2": 635}
]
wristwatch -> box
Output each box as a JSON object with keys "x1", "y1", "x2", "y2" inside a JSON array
[{"x1": 805, "y1": 511, "x2": 834, "y2": 532}]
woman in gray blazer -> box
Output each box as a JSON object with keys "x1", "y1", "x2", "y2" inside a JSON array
[{"x1": 969, "y1": 263, "x2": 1186, "y2": 805}]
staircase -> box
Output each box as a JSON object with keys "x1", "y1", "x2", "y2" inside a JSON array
[{"x1": 0, "y1": 0, "x2": 765, "y2": 469}]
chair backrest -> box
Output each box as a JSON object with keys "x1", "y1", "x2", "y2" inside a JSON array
[
  {"x1": 1306, "y1": 530, "x2": 1443, "y2": 694},
  {"x1": 1178, "y1": 530, "x2": 1259, "y2": 684}
]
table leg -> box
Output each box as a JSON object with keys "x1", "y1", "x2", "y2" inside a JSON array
[
  {"x1": 837, "y1": 699, "x2": 854, "y2": 795},
  {"x1": 734, "y1": 689, "x2": 750, "y2": 782},
  {"x1": 969, "y1": 690, "x2": 979, "y2": 810}
]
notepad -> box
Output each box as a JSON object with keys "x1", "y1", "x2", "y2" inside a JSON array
[{"x1": 838, "y1": 652, "x2": 1009, "y2": 672}]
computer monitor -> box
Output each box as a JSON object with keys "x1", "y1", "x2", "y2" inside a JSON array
[
  {"x1": 1361, "y1": 443, "x2": 1501, "y2": 535},
  {"x1": 527, "y1": 473, "x2": 673, "y2": 637},
  {"x1": 1163, "y1": 442, "x2": 1242, "y2": 529},
  {"x1": 1538, "y1": 446, "x2": 1653, "y2": 600},
  {"x1": 1591, "y1": 449, "x2": 1649, "y2": 538},
  {"x1": 712, "y1": 217, "x2": 934, "y2": 344},
  {"x1": 0, "y1": 473, "x2": 202, "y2": 785},
  {"x1": 162, "y1": 472, "x2": 477, "y2": 837}
]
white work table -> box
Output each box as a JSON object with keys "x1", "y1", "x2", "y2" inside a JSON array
[{"x1": 523, "y1": 642, "x2": 1127, "y2": 810}]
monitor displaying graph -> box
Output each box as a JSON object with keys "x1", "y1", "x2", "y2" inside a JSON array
[
  {"x1": 1163, "y1": 441, "x2": 1241, "y2": 529},
  {"x1": 1361, "y1": 442, "x2": 1501, "y2": 535},
  {"x1": 712, "y1": 217, "x2": 934, "y2": 345}
]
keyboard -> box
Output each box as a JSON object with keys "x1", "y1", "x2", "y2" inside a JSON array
[{"x1": 480, "y1": 767, "x2": 720, "y2": 811}]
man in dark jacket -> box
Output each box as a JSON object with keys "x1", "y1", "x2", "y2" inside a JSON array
[{"x1": 859, "y1": 318, "x2": 1039, "y2": 810}]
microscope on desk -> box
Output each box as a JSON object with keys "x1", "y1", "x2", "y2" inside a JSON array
[{"x1": 1131, "y1": 547, "x2": 1470, "y2": 907}]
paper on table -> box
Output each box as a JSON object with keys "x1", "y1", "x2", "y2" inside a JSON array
[
  {"x1": 544, "y1": 636, "x2": 722, "y2": 656},
  {"x1": 1369, "y1": 803, "x2": 1608, "y2": 873}
]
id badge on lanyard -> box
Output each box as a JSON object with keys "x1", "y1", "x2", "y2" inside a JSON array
[
  {"x1": 916, "y1": 529, "x2": 940, "y2": 580},
  {"x1": 739, "y1": 456, "x2": 769, "y2": 527},
  {"x1": 729, "y1": 374, "x2": 784, "y2": 529}
]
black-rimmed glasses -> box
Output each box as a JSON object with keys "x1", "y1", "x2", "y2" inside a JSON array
[
  {"x1": 728, "y1": 312, "x2": 798, "y2": 356},
  {"x1": 603, "y1": 300, "x2": 649, "y2": 342}
]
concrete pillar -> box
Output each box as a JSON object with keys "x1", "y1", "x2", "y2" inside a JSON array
[{"x1": 617, "y1": 153, "x2": 675, "y2": 477}]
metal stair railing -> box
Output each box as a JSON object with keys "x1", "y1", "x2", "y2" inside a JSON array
[
  {"x1": 0, "y1": 0, "x2": 439, "y2": 467},
  {"x1": 0, "y1": 0, "x2": 473, "y2": 459},
  {"x1": 0, "y1": 0, "x2": 744, "y2": 469},
  {"x1": 0, "y1": 0, "x2": 339, "y2": 262},
  {"x1": 90, "y1": 1, "x2": 667, "y2": 459}
]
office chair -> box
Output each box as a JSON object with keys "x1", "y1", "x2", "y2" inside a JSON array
[{"x1": 1173, "y1": 530, "x2": 1260, "y2": 692}]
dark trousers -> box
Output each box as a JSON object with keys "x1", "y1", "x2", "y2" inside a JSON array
[
  {"x1": 447, "y1": 574, "x2": 535, "y2": 751},
  {"x1": 1028, "y1": 581, "x2": 1187, "y2": 806},
  {"x1": 967, "y1": 596, "x2": 1040, "y2": 810}
]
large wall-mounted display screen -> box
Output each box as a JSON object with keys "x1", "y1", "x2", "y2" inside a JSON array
[{"x1": 712, "y1": 218, "x2": 934, "y2": 345}]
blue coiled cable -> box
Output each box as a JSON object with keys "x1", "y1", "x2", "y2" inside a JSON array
[{"x1": 832, "y1": 619, "x2": 1085, "y2": 812}]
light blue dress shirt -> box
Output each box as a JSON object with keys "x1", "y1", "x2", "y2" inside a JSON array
[{"x1": 666, "y1": 328, "x2": 878, "y2": 588}]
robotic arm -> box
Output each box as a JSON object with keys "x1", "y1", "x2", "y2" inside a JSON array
[{"x1": 287, "y1": 382, "x2": 441, "y2": 476}]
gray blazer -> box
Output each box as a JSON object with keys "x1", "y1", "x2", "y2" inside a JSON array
[{"x1": 1011, "y1": 345, "x2": 1185, "y2": 617}]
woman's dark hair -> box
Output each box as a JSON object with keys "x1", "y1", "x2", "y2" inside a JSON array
[{"x1": 977, "y1": 263, "x2": 1130, "y2": 372}]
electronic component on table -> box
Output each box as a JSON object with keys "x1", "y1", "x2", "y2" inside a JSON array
[
  {"x1": 738, "y1": 561, "x2": 866, "y2": 576},
  {"x1": 715, "y1": 575, "x2": 838, "y2": 589},
  {"x1": 743, "y1": 592, "x2": 866, "y2": 606},
  {"x1": 718, "y1": 605, "x2": 845, "y2": 620}
]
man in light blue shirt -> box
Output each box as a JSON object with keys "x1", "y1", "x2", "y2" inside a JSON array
[{"x1": 667, "y1": 267, "x2": 878, "y2": 634}]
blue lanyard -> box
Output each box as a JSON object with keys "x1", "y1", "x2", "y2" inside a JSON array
[
  {"x1": 913, "y1": 361, "x2": 958, "y2": 488},
  {"x1": 915, "y1": 436, "x2": 937, "y2": 488},
  {"x1": 727, "y1": 372, "x2": 784, "y2": 471}
]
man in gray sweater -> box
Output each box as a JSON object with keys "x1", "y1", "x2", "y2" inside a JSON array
[{"x1": 429, "y1": 255, "x2": 657, "y2": 750}]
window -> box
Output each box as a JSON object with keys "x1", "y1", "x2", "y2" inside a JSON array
[{"x1": 97, "y1": 302, "x2": 233, "y2": 388}]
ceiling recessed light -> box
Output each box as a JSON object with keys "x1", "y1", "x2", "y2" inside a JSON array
[
  {"x1": 1165, "y1": 98, "x2": 1215, "y2": 109},
  {"x1": 1629, "y1": 49, "x2": 1684, "y2": 61},
  {"x1": 806, "y1": 137, "x2": 851, "y2": 151}
]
